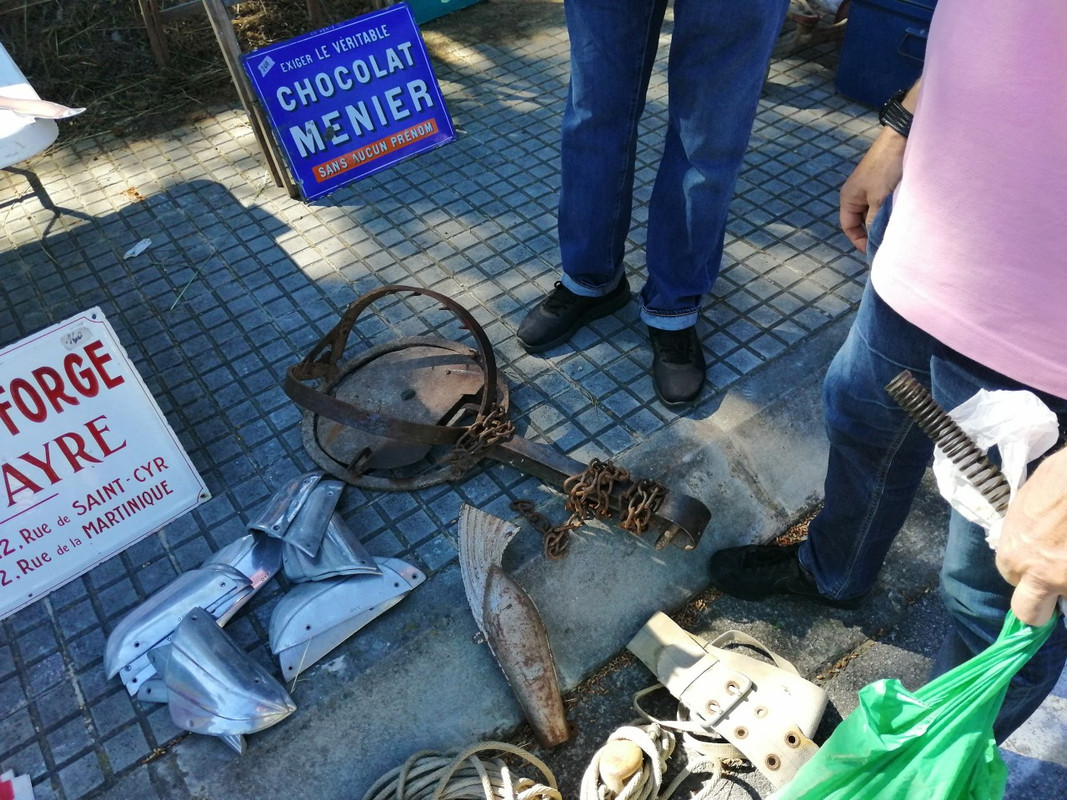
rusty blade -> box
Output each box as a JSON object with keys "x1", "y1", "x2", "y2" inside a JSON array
[
  {"x1": 482, "y1": 564, "x2": 570, "y2": 748},
  {"x1": 458, "y1": 504, "x2": 522, "y2": 635}
]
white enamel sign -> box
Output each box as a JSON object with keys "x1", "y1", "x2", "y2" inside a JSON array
[{"x1": 0, "y1": 308, "x2": 209, "y2": 619}]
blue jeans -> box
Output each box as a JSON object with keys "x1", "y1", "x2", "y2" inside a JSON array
[
  {"x1": 801, "y1": 200, "x2": 1067, "y2": 741},
  {"x1": 557, "y1": 0, "x2": 789, "y2": 330}
]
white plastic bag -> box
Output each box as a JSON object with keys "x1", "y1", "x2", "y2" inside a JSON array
[{"x1": 932, "y1": 389, "x2": 1059, "y2": 546}]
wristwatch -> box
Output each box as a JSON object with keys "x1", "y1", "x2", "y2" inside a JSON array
[{"x1": 878, "y1": 88, "x2": 914, "y2": 138}]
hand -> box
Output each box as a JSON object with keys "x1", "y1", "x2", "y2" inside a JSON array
[
  {"x1": 996, "y1": 449, "x2": 1067, "y2": 626},
  {"x1": 838, "y1": 127, "x2": 907, "y2": 253}
]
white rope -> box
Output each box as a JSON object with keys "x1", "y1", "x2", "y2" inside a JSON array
[
  {"x1": 579, "y1": 722, "x2": 675, "y2": 800},
  {"x1": 361, "y1": 741, "x2": 561, "y2": 800},
  {"x1": 579, "y1": 687, "x2": 744, "y2": 800}
]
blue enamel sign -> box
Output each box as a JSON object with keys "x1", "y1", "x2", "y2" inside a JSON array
[{"x1": 242, "y1": 2, "x2": 456, "y2": 201}]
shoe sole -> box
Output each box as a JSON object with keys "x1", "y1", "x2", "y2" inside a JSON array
[
  {"x1": 653, "y1": 380, "x2": 703, "y2": 408},
  {"x1": 651, "y1": 358, "x2": 705, "y2": 407},
  {"x1": 709, "y1": 577, "x2": 867, "y2": 610},
  {"x1": 709, "y1": 556, "x2": 868, "y2": 609},
  {"x1": 519, "y1": 285, "x2": 631, "y2": 354}
]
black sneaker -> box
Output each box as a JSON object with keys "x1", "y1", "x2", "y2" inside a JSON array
[
  {"x1": 708, "y1": 542, "x2": 867, "y2": 610},
  {"x1": 648, "y1": 325, "x2": 706, "y2": 406},
  {"x1": 517, "y1": 278, "x2": 631, "y2": 354}
]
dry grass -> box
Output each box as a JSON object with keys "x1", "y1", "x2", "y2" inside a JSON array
[{"x1": 1, "y1": 0, "x2": 373, "y2": 142}]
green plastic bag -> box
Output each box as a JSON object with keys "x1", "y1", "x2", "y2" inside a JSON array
[{"x1": 774, "y1": 612, "x2": 1059, "y2": 800}]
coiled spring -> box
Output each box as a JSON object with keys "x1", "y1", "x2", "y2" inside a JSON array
[{"x1": 885, "y1": 370, "x2": 1011, "y2": 514}]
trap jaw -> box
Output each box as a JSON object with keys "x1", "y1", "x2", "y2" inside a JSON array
[{"x1": 283, "y1": 285, "x2": 710, "y2": 551}]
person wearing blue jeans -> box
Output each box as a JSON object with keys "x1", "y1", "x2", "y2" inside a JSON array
[
  {"x1": 713, "y1": 0, "x2": 1067, "y2": 741},
  {"x1": 517, "y1": 0, "x2": 790, "y2": 406},
  {"x1": 712, "y1": 156, "x2": 1067, "y2": 750}
]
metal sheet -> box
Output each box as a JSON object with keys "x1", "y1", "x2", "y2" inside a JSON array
[
  {"x1": 282, "y1": 478, "x2": 345, "y2": 557},
  {"x1": 149, "y1": 608, "x2": 295, "y2": 738},
  {"x1": 268, "y1": 558, "x2": 424, "y2": 653},
  {"x1": 247, "y1": 472, "x2": 321, "y2": 539},
  {"x1": 104, "y1": 564, "x2": 252, "y2": 677},
  {"x1": 282, "y1": 513, "x2": 381, "y2": 583},
  {"x1": 119, "y1": 653, "x2": 158, "y2": 696},
  {"x1": 457, "y1": 504, "x2": 521, "y2": 635},
  {"x1": 312, "y1": 344, "x2": 489, "y2": 470},
  {"x1": 276, "y1": 596, "x2": 406, "y2": 680},
  {"x1": 136, "y1": 677, "x2": 169, "y2": 704},
  {"x1": 202, "y1": 532, "x2": 284, "y2": 591}
]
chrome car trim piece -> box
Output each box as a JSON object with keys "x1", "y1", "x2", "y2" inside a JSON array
[
  {"x1": 282, "y1": 512, "x2": 381, "y2": 583},
  {"x1": 246, "y1": 471, "x2": 322, "y2": 539},
  {"x1": 104, "y1": 564, "x2": 252, "y2": 678},
  {"x1": 149, "y1": 608, "x2": 295, "y2": 752},
  {"x1": 269, "y1": 558, "x2": 424, "y2": 676}
]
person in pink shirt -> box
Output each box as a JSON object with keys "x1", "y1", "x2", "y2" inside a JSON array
[{"x1": 710, "y1": 0, "x2": 1067, "y2": 741}]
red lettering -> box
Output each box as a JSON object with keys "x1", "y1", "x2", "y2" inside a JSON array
[
  {"x1": 0, "y1": 388, "x2": 17, "y2": 435},
  {"x1": 10, "y1": 378, "x2": 46, "y2": 422},
  {"x1": 2, "y1": 462, "x2": 43, "y2": 505},
  {"x1": 84, "y1": 415, "x2": 126, "y2": 458},
  {"x1": 84, "y1": 341, "x2": 124, "y2": 390},
  {"x1": 0, "y1": 340, "x2": 127, "y2": 436},
  {"x1": 18, "y1": 445, "x2": 61, "y2": 484},
  {"x1": 63, "y1": 353, "x2": 99, "y2": 397},
  {"x1": 32, "y1": 365, "x2": 78, "y2": 412},
  {"x1": 3, "y1": 418, "x2": 132, "y2": 508},
  {"x1": 52, "y1": 431, "x2": 101, "y2": 473}
]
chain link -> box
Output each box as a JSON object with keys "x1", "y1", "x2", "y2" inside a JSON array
[
  {"x1": 447, "y1": 403, "x2": 515, "y2": 477},
  {"x1": 510, "y1": 500, "x2": 579, "y2": 560},
  {"x1": 511, "y1": 460, "x2": 668, "y2": 559},
  {"x1": 619, "y1": 478, "x2": 668, "y2": 536},
  {"x1": 562, "y1": 458, "x2": 630, "y2": 522}
]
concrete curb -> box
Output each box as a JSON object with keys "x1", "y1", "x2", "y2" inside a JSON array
[{"x1": 135, "y1": 314, "x2": 886, "y2": 799}]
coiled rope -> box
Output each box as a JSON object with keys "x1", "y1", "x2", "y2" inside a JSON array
[
  {"x1": 580, "y1": 722, "x2": 674, "y2": 800},
  {"x1": 579, "y1": 688, "x2": 733, "y2": 800},
  {"x1": 361, "y1": 741, "x2": 562, "y2": 800}
]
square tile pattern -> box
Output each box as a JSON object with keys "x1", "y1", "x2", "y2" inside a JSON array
[{"x1": 0, "y1": 7, "x2": 933, "y2": 799}]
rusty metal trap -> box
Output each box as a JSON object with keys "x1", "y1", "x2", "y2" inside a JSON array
[{"x1": 283, "y1": 285, "x2": 710, "y2": 551}]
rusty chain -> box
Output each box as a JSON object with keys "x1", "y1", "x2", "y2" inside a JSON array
[
  {"x1": 563, "y1": 458, "x2": 630, "y2": 521},
  {"x1": 511, "y1": 460, "x2": 668, "y2": 559},
  {"x1": 619, "y1": 478, "x2": 668, "y2": 536},
  {"x1": 509, "y1": 500, "x2": 579, "y2": 560},
  {"x1": 446, "y1": 403, "x2": 515, "y2": 477}
]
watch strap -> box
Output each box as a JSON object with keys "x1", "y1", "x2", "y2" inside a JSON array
[{"x1": 878, "y1": 88, "x2": 913, "y2": 138}]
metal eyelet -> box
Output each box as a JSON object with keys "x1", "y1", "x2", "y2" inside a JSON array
[
  {"x1": 725, "y1": 680, "x2": 741, "y2": 695},
  {"x1": 734, "y1": 726, "x2": 748, "y2": 739},
  {"x1": 766, "y1": 754, "x2": 781, "y2": 771},
  {"x1": 785, "y1": 732, "x2": 802, "y2": 749},
  {"x1": 706, "y1": 699, "x2": 721, "y2": 714},
  {"x1": 754, "y1": 706, "x2": 769, "y2": 718}
]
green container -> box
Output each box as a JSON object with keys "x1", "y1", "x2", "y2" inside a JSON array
[{"x1": 406, "y1": 0, "x2": 483, "y2": 24}]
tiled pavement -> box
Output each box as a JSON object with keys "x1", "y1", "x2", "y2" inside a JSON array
[{"x1": 1, "y1": 1, "x2": 1063, "y2": 798}]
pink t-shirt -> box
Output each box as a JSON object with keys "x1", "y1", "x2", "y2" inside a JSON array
[{"x1": 871, "y1": 0, "x2": 1067, "y2": 400}]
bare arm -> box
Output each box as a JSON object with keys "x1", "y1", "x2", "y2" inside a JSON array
[
  {"x1": 838, "y1": 81, "x2": 919, "y2": 253},
  {"x1": 996, "y1": 448, "x2": 1067, "y2": 625}
]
